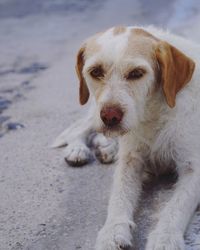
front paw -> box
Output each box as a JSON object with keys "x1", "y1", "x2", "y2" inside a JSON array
[
  {"x1": 64, "y1": 143, "x2": 92, "y2": 166},
  {"x1": 92, "y1": 134, "x2": 118, "y2": 164},
  {"x1": 95, "y1": 220, "x2": 135, "y2": 250},
  {"x1": 146, "y1": 230, "x2": 185, "y2": 250}
]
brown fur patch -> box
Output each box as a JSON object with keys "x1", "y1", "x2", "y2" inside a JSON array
[
  {"x1": 76, "y1": 46, "x2": 90, "y2": 105},
  {"x1": 125, "y1": 28, "x2": 163, "y2": 95},
  {"x1": 129, "y1": 28, "x2": 195, "y2": 107},
  {"x1": 133, "y1": 28, "x2": 159, "y2": 41},
  {"x1": 113, "y1": 26, "x2": 126, "y2": 36},
  {"x1": 124, "y1": 28, "x2": 159, "y2": 79},
  {"x1": 155, "y1": 41, "x2": 195, "y2": 107}
]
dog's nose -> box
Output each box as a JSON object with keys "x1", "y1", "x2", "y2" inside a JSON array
[{"x1": 100, "y1": 106, "x2": 123, "y2": 127}]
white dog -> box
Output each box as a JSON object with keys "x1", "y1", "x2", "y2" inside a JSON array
[{"x1": 53, "y1": 26, "x2": 200, "y2": 250}]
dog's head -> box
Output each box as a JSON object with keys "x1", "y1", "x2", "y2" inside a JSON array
[{"x1": 76, "y1": 27, "x2": 195, "y2": 136}]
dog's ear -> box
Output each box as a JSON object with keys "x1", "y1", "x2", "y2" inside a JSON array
[
  {"x1": 155, "y1": 41, "x2": 195, "y2": 108},
  {"x1": 76, "y1": 46, "x2": 90, "y2": 105}
]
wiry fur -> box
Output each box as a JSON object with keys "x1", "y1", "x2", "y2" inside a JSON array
[{"x1": 54, "y1": 26, "x2": 200, "y2": 250}]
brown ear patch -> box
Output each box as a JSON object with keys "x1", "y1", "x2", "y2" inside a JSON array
[
  {"x1": 76, "y1": 46, "x2": 90, "y2": 105},
  {"x1": 156, "y1": 41, "x2": 195, "y2": 108}
]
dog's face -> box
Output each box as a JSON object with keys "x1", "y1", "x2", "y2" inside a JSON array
[{"x1": 76, "y1": 27, "x2": 195, "y2": 136}]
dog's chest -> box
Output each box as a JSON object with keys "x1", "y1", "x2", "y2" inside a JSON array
[
  {"x1": 135, "y1": 111, "x2": 165, "y2": 150},
  {"x1": 135, "y1": 96, "x2": 170, "y2": 151},
  {"x1": 133, "y1": 115, "x2": 174, "y2": 174}
]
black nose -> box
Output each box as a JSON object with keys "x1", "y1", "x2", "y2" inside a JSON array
[{"x1": 100, "y1": 106, "x2": 123, "y2": 127}]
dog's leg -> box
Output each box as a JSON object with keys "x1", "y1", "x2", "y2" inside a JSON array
[
  {"x1": 62, "y1": 129, "x2": 92, "y2": 167},
  {"x1": 52, "y1": 107, "x2": 95, "y2": 166},
  {"x1": 146, "y1": 159, "x2": 200, "y2": 250},
  {"x1": 95, "y1": 135, "x2": 143, "y2": 250}
]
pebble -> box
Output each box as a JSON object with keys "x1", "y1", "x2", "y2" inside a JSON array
[{"x1": 6, "y1": 122, "x2": 25, "y2": 130}]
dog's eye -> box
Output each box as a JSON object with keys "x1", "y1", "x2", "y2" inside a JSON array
[
  {"x1": 126, "y1": 68, "x2": 145, "y2": 80},
  {"x1": 90, "y1": 67, "x2": 104, "y2": 79}
]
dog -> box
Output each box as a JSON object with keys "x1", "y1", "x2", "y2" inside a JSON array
[{"x1": 53, "y1": 26, "x2": 200, "y2": 250}]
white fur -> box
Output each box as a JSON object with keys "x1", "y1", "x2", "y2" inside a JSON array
[
  {"x1": 54, "y1": 26, "x2": 200, "y2": 250},
  {"x1": 52, "y1": 103, "x2": 118, "y2": 165}
]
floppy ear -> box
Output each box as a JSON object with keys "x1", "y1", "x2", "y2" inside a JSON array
[
  {"x1": 155, "y1": 41, "x2": 195, "y2": 108},
  {"x1": 76, "y1": 46, "x2": 90, "y2": 105}
]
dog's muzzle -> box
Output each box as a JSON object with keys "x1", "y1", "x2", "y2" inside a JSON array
[{"x1": 100, "y1": 106, "x2": 123, "y2": 127}]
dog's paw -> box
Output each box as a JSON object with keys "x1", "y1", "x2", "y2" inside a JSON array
[
  {"x1": 64, "y1": 142, "x2": 92, "y2": 166},
  {"x1": 95, "y1": 220, "x2": 134, "y2": 250},
  {"x1": 146, "y1": 230, "x2": 185, "y2": 250},
  {"x1": 92, "y1": 134, "x2": 118, "y2": 164}
]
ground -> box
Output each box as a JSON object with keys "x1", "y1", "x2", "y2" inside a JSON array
[{"x1": 0, "y1": 0, "x2": 200, "y2": 249}]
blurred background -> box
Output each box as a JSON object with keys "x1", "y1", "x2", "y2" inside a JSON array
[{"x1": 0, "y1": 1, "x2": 200, "y2": 250}]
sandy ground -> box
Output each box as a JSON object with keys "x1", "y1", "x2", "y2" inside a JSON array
[{"x1": 1, "y1": 1, "x2": 200, "y2": 249}]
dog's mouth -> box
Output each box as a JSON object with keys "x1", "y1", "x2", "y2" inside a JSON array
[{"x1": 97, "y1": 124, "x2": 129, "y2": 137}]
